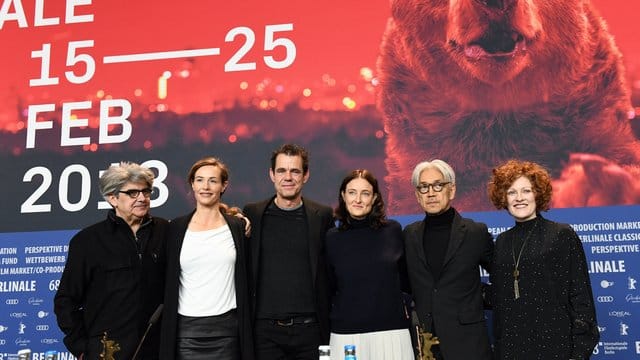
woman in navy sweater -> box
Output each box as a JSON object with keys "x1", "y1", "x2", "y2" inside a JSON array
[{"x1": 325, "y1": 169, "x2": 413, "y2": 359}]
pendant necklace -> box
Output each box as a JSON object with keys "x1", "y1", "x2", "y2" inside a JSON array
[{"x1": 511, "y1": 220, "x2": 538, "y2": 300}]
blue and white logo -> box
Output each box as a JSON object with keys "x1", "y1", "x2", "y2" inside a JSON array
[
  {"x1": 620, "y1": 322, "x2": 629, "y2": 336},
  {"x1": 601, "y1": 280, "x2": 614, "y2": 288}
]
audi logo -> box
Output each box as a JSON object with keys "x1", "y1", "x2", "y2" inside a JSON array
[
  {"x1": 36, "y1": 325, "x2": 49, "y2": 331},
  {"x1": 597, "y1": 296, "x2": 614, "y2": 303},
  {"x1": 0, "y1": 339, "x2": 6, "y2": 345},
  {"x1": 5, "y1": 298, "x2": 19, "y2": 305}
]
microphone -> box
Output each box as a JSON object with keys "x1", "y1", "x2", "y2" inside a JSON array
[
  {"x1": 131, "y1": 304, "x2": 163, "y2": 360},
  {"x1": 411, "y1": 310, "x2": 423, "y2": 359}
]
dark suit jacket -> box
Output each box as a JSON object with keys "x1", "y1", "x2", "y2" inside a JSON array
[
  {"x1": 243, "y1": 196, "x2": 334, "y2": 343},
  {"x1": 404, "y1": 209, "x2": 494, "y2": 360},
  {"x1": 159, "y1": 210, "x2": 254, "y2": 360}
]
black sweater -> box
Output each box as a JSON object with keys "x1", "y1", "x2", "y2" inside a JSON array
[{"x1": 326, "y1": 218, "x2": 410, "y2": 334}]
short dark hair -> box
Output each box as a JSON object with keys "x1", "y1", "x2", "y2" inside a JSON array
[
  {"x1": 335, "y1": 169, "x2": 387, "y2": 230},
  {"x1": 488, "y1": 159, "x2": 552, "y2": 211},
  {"x1": 270, "y1": 144, "x2": 309, "y2": 174}
]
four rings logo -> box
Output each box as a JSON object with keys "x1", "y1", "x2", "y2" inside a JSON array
[
  {"x1": 5, "y1": 298, "x2": 19, "y2": 305},
  {"x1": 598, "y1": 296, "x2": 614, "y2": 303},
  {"x1": 36, "y1": 324, "x2": 49, "y2": 331},
  {"x1": 0, "y1": 339, "x2": 6, "y2": 345}
]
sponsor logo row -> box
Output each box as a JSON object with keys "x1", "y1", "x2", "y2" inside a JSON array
[
  {"x1": 592, "y1": 341, "x2": 640, "y2": 356},
  {"x1": 599, "y1": 277, "x2": 637, "y2": 290},
  {"x1": 597, "y1": 323, "x2": 633, "y2": 336},
  {"x1": 5, "y1": 297, "x2": 45, "y2": 305},
  {"x1": 596, "y1": 294, "x2": 640, "y2": 304}
]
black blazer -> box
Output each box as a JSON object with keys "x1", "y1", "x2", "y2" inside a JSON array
[
  {"x1": 159, "y1": 210, "x2": 254, "y2": 360},
  {"x1": 242, "y1": 196, "x2": 334, "y2": 343},
  {"x1": 491, "y1": 216, "x2": 599, "y2": 359},
  {"x1": 404, "y1": 210, "x2": 494, "y2": 360}
]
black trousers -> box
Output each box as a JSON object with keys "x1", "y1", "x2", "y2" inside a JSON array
[{"x1": 254, "y1": 319, "x2": 322, "y2": 360}]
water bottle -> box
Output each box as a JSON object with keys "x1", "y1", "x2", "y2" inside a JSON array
[
  {"x1": 318, "y1": 345, "x2": 331, "y2": 360},
  {"x1": 344, "y1": 344, "x2": 356, "y2": 360}
]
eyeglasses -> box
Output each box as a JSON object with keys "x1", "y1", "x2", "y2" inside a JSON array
[
  {"x1": 118, "y1": 188, "x2": 153, "y2": 198},
  {"x1": 416, "y1": 182, "x2": 450, "y2": 194}
]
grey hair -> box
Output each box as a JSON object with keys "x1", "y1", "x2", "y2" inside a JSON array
[
  {"x1": 99, "y1": 162, "x2": 154, "y2": 199},
  {"x1": 411, "y1": 159, "x2": 456, "y2": 187}
]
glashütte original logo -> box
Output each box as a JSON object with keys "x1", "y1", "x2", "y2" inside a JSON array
[
  {"x1": 15, "y1": 337, "x2": 31, "y2": 346},
  {"x1": 28, "y1": 297, "x2": 44, "y2": 306},
  {"x1": 626, "y1": 294, "x2": 640, "y2": 303}
]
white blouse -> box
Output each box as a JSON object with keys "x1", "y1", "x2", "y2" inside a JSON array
[{"x1": 178, "y1": 225, "x2": 237, "y2": 317}]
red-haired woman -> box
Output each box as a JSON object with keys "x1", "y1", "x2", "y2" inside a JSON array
[{"x1": 488, "y1": 160, "x2": 599, "y2": 360}]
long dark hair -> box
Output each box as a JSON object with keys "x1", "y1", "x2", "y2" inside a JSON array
[{"x1": 334, "y1": 169, "x2": 387, "y2": 230}]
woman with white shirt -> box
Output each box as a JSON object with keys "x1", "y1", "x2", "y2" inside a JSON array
[{"x1": 160, "y1": 157, "x2": 253, "y2": 360}]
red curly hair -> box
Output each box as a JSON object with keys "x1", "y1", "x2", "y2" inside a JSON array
[{"x1": 488, "y1": 160, "x2": 553, "y2": 211}]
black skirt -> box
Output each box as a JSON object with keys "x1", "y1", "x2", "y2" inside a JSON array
[{"x1": 176, "y1": 309, "x2": 239, "y2": 360}]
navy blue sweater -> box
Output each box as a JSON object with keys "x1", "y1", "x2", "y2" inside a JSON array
[{"x1": 325, "y1": 218, "x2": 410, "y2": 334}]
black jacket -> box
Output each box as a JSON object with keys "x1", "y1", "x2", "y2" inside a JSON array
[
  {"x1": 54, "y1": 210, "x2": 168, "y2": 360},
  {"x1": 243, "y1": 197, "x2": 334, "y2": 343},
  {"x1": 404, "y1": 209, "x2": 494, "y2": 360},
  {"x1": 491, "y1": 216, "x2": 599, "y2": 359},
  {"x1": 160, "y1": 210, "x2": 254, "y2": 360}
]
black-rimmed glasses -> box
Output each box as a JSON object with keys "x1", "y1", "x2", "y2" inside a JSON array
[
  {"x1": 416, "y1": 182, "x2": 450, "y2": 194},
  {"x1": 118, "y1": 188, "x2": 153, "y2": 198}
]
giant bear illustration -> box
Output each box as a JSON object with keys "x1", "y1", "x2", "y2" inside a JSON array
[{"x1": 377, "y1": 0, "x2": 640, "y2": 214}]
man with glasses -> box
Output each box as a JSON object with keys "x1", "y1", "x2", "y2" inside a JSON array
[
  {"x1": 54, "y1": 162, "x2": 168, "y2": 360},
  {"x1": 404, "y1": 159, "x2": 494, "y2": 360}
]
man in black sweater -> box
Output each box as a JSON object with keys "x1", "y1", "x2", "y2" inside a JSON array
[
  {"x1": 243, "y1": 144, "x2": 334, "y2": 360},
  {"x1": 403, "y1": 159, "x2": 494, "y2": 360}
]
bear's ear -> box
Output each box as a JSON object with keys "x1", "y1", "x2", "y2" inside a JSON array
[{"x1": 390, "y1": 0, "x2": 410, "y2": 21}]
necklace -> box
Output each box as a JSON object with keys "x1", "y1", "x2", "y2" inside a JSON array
[{"x1": 511, "y1": 220, "x2": 538, "y2": 300}]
